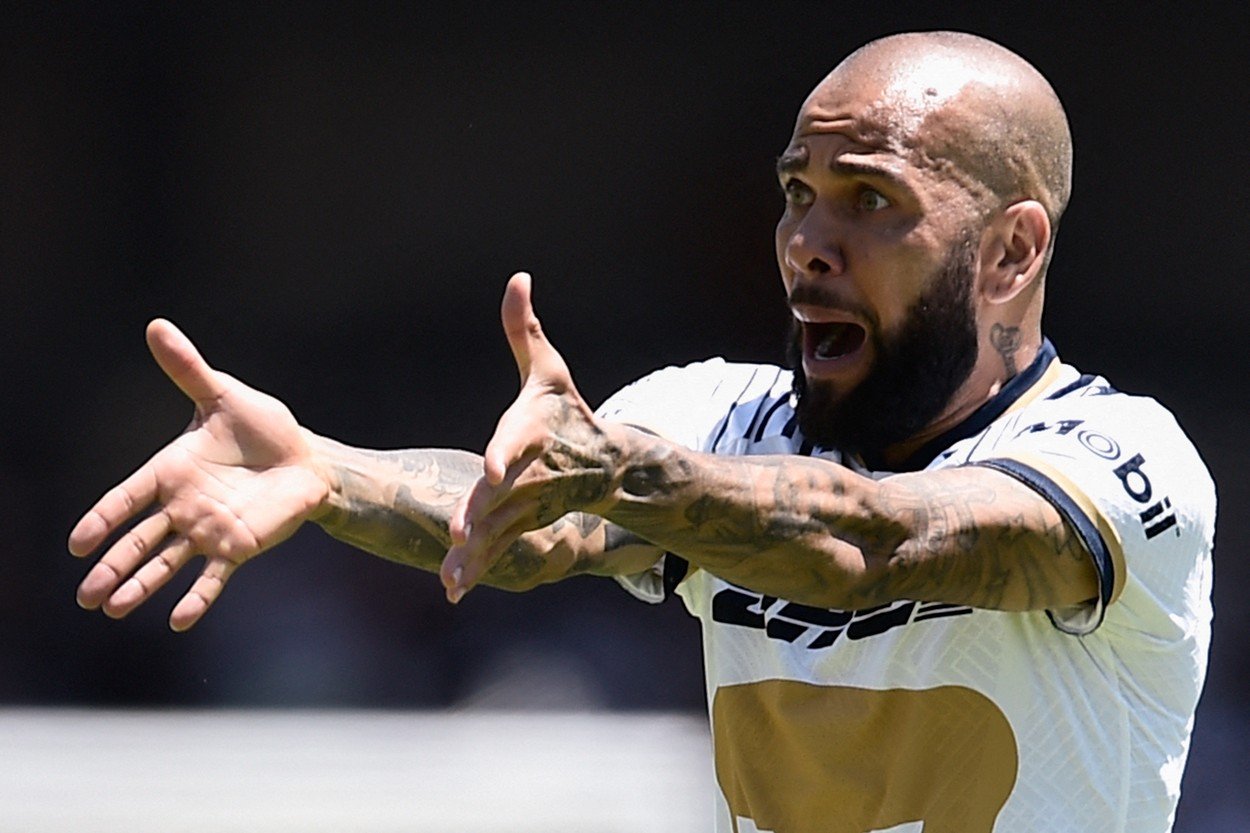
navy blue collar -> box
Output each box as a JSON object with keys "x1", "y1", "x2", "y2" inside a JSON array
[{"x1": 856, "y1": 338, "x2": 1059, "y2": 473}]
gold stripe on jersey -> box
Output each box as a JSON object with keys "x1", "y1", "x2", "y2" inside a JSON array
[
  {"x1": 713, "y1": 680, "x2": 1017, "y2": 833},
  {"x1": 993, "y1": 450, "x2": 1128, "y2": 604},
  {"x1": 1001, "y1": 357, "x2": 1064, "y2": 417}
]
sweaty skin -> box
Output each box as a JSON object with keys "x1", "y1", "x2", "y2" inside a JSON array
[
  {"x1": 441, "y1": 274, "x2": 1095, "y2": 612},
  {"x1": 775, "y1": 32, "x2": 1070, "y2": 461},
  {"x1": 68, "y1": 32, "x2": 1091, "y2": 630},
  {"x1": 441, "y1": 35, "x2": 1089, "y2": 607},
  {"x1": 67, "y1": 318, "x2": 656, "y2": 631}
]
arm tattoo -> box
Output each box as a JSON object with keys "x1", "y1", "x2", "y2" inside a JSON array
[
  {"x1": 603, "y1": 522, "x2": 648, "y2": 552},
  {"x1": 855, "y1": 473, "x2": 1093, "y2": 609},
  {"x1": 598, "y1": 426, "x2": 1095, "y2": 611},
  {"x1": 313, "y1": 444, "x2": 645, "y2": 590},
  {"x1": 316, "y1": 448, "x2": 477, "y2": 573}
]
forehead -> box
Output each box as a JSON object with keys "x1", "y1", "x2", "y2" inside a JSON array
[
  {"x1": 797, "y1": 51, "x2": 982, "y2": 139},
  {"x1": 783, "y1": 68, "x2": 987, "y2": 198}
]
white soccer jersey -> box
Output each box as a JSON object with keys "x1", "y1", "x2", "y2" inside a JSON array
[{"x1": 598, "y1": 341, "x2": 1215, "y2": 833}]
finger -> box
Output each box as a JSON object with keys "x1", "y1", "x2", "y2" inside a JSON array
[
  {"x1": 448, "y1": 480, "x2": 487, "y2": 546},
  {"x1": 500, "y1": 272, "x2": 571, "y2": 385},
  {"x1": 443, "y1": 483, "x2": 494, "y2": 585},
  {"x1": 443, "y1": 510, "x2": 539, "y2": 604},
  {"x1": 442, "y1": 513, "x2": 492, "y2": 599},
  {"x1": 146, "y1": 318, "x2": 227, "y2": 406},
  {"x1": 76, "y1": 510, "x2": 171, "y2": 609},
  {"x1": 482, "y1": 406, "x2": 545, "y2": 486},
  {"x1": 440, "y1": 543, "x2": 467, "y2": 602},
  {"x1": 442, "y1": 538, "x2": 491, "y2": 604},
  {"x1": 500, "y1": 272, "x2": 537, "y2": 383},
  {"x1": 441, "y1": 494, "x2": 542, "y2": 601},
  {"x1": 68, "y1": 463, "x2": 161, "y2": 557},
  {"x1": 168, "y1": 555, "x2": 239, "y2": 632},
  {"x1": 102, "y1": 536, "x2": 196, "y2": 619},
  {"x1": 447, "y1": 460, "x2": 531, "y2": 561}
]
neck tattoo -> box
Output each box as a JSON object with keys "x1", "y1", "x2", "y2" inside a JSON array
[{"x1": 989, "y1": 323, "x2": 1022, "y2": 379}]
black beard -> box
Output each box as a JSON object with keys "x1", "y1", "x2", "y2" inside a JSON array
[{"x1": 787, "y1": 236, "x2": 979, "y2": 461}]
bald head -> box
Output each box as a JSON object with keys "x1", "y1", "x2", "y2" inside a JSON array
[{"x1": 808, "y1": 31, "x2": 1073, "y2": 233}]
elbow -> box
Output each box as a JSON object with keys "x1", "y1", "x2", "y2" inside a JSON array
[
  {"x1": 746, "y1": 539, "x2": 894, "y2": 611},
  {"x1": 818, "y1": 530, "x2": 911, "y2": 611},
  {"x1": 832, "y1": 481, "x2": 925, "y2": 608}
]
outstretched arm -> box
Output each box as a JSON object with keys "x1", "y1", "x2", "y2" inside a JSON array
[
  {"x1": 443, "y1": 273, "x2": 1098, "y2": 611},
  {"x1": 68, "y1": 319, "x2": 332, "y2": 631},
  {"x1": 553, "y1": 430, "x2": 1097, "y2": 611},
  {"x1": 310, "y1": 439, "x2": 659, "y2": 590},
  {"x1": 69, "y1": 318, "x2": 659, "y2": 631}
]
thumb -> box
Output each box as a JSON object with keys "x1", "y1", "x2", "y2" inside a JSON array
[
  {"x1": 500, "y1": 271, "x2": 566, "y2": 385},
  {"x1": 146, "y1": 319, "x2": 227, "y2": 406}
]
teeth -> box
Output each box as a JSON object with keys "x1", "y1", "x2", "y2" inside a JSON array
[{"x1": 815, "y1": 323, "x2": 848, "y2": 359}]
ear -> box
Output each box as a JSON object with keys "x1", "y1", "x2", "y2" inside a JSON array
[{"x1": 977, "y1": 200, "x2": 1051, "y2": 304}]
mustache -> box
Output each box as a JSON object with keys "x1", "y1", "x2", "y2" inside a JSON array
[{"x1": 786, "y1": 284, "x2": 877, "y2": 330}]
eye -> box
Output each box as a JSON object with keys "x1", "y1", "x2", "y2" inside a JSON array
[
  {"x1": 857, "y1": 188, "x2": 890, "y2": 212},
  {"x1": 781, "y1": 178, "x2": 814, "y2": 207}
]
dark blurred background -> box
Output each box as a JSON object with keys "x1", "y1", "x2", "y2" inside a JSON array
[{"x1": 3, "y1": 1, "x2": 1247, "y2": 828}]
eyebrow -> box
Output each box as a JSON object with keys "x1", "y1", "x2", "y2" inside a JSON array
[
  {"x1": 775, "y1": 144, "x2": 908, "y2": 189},
  {"x1": 775, "y1": 146, "x2": 809, "y2": 176}
]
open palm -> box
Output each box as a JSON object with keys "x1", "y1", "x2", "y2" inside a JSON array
[{"x1": 69, "y1": 320, "x2": 330, "y2": 631}]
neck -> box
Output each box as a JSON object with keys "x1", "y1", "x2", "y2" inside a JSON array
[{"x1": 875, "y1": 334, "x2": 1043, "y2": 468}]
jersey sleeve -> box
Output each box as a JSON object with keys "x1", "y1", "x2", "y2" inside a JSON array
[
  {"x1": 596, "y1": 357, "x2": 734, "y2": 449},
  {"x1": 594, "y1": 358, "x2": 778, "y2": 604},
  {"x1": 966, "y1": 392, "x2": 1215, "y2": 636}
]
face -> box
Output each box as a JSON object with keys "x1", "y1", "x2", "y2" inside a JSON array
[
  {"x1": 775, "y1": 75, "x2": 986, "y2": 455},
  {"x1": 786, "y1": 230, "x2": 979, "y2": 454}
]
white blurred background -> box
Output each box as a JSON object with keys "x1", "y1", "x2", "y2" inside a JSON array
[{"x1": 1, "y1": 709, "x2": 713, "y2": 832}]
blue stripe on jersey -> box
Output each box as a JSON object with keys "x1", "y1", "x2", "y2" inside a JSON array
[
  {"x1": 709, "y1": 368, "x2": 763, "y2": 453},
  {"x1": 972, "y1": 458, "x2": 1114, "y2": 631},
  {"x1": 753, "y1": 395, "x2": 791, "y2": 443},
  {"x1": 872, "y1": 339, "x2": 1058, "y2": 472},
  {"x1": 663, "y1": 551, "x2": 689, "y2": 598},
  {"x1": 740, "y1": 369, "x2": 786, "y2": 442}
]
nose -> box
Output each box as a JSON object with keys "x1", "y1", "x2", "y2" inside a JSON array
[{"x1": 780, "y1": 206, "x2": 845, "y2": 280}]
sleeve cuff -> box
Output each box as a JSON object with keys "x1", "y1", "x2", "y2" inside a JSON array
[
  {"x1": 613, "y1": 553, "x2": 692, "y2": 604},
  {"x1": 972, "y1": 456, "x2": 1126, "y2": 635}
]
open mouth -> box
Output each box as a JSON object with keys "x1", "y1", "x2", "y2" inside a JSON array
[{"x1": 805, "y1": 321, "x2": 867, "y2": 361}]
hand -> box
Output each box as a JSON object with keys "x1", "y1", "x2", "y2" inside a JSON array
[
  {"x1": 440, "y1": 273, "x2": 616, "y2": 602},
  {"x1": 68, "y1": 320, "x2": 331, "y2": 631}
]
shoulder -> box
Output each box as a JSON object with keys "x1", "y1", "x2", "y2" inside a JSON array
[
  {"x1": 599, "y1": 358, "x2": 791, "y2": 407},
  {"x1": 596, "y1": 359, "x2": 794, "y2": 450},
  {"x1": 596, "y1": 358, "x2": 793, "y2": 421},
  {"x1": 995, "y1": 371, "x2": 1212, "y2": 500},
  {"x1": 971, "y1": 366, "x2": 1214, "y2": 630}
]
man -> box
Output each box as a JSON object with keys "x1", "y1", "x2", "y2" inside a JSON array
[{"x1": 70, "y1": 31, "x2": 1213, "y2": 833}]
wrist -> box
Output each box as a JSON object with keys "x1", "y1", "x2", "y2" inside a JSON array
[
  {"x1": 589, "y1": 420, "x2": 633, "y2": 516},
  {"x1": 597, "y1": 421, "x2": 690, "y2": 517},
  {"x1": 301, "y1": 429, "x2": 345, "y2": 524}
]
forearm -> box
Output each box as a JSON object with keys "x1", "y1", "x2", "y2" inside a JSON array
[
  {"x1": 311, "y1": 437, "x2": 481, "y2": 565},
  {"x1": 310, "y1": 435, "x2": 653, "y2": 590},
  {"x1": 597, "y1": 426, "x2": 891, "y2": 607},
  {"x1": 596, "y1": 424, "x2": 1094, "y2": 610}
]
